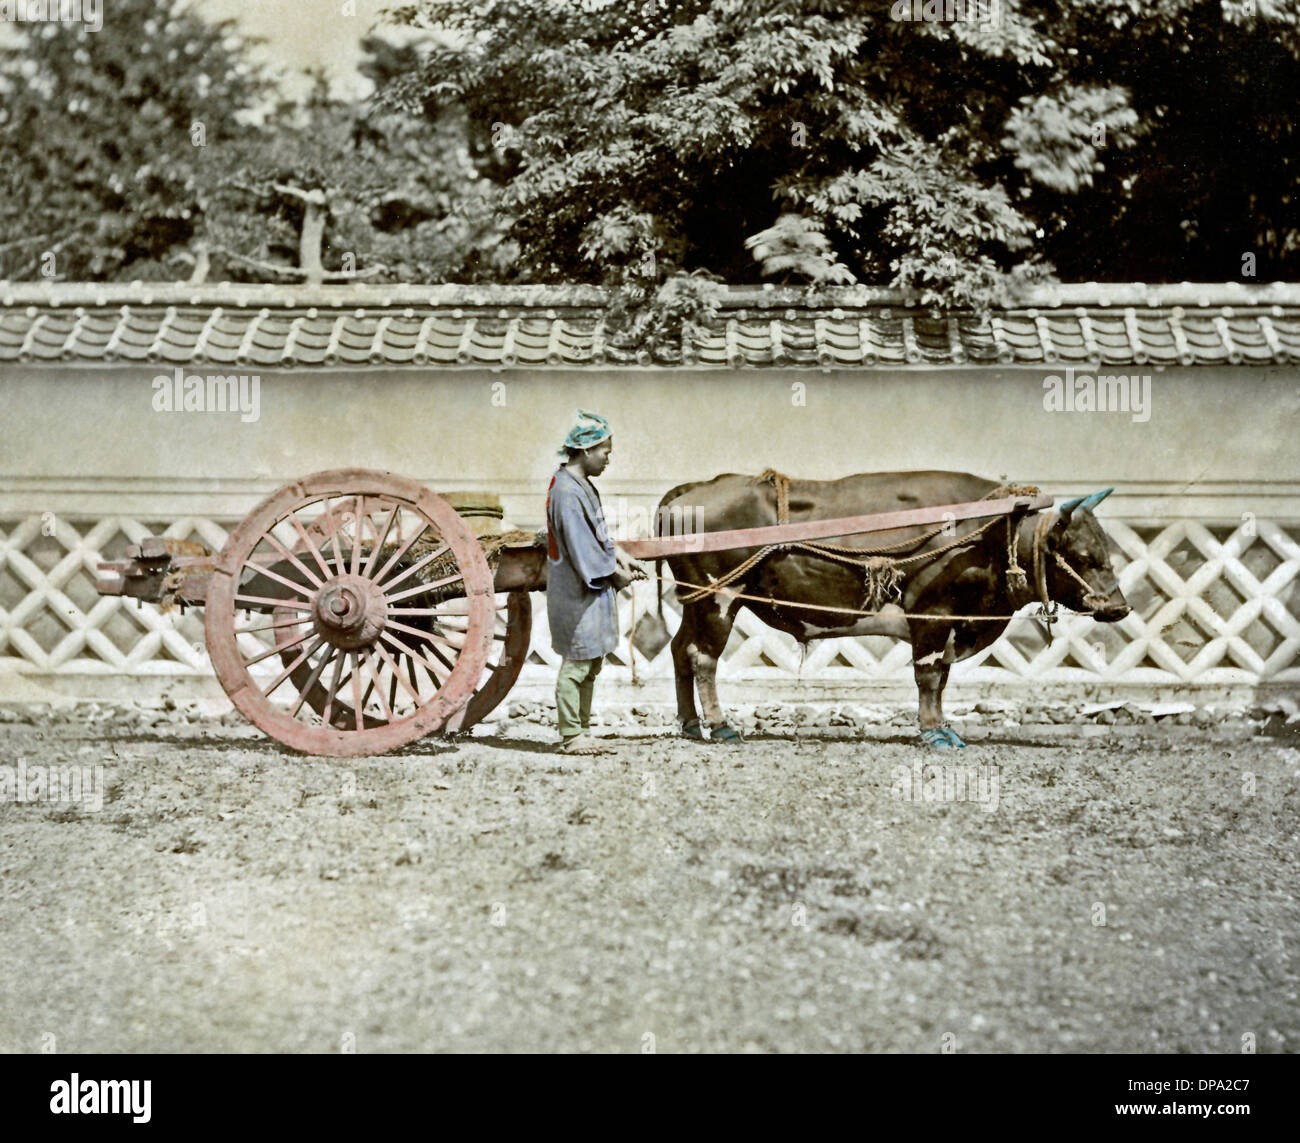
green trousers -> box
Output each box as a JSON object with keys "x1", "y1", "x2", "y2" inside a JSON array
[{"x1": 556, "y1": 656, "x2": 604, "y2": 739}]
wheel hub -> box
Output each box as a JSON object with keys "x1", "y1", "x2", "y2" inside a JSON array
[{"x1": 313, "y1": 574, "x2": 388, "y2": 649}]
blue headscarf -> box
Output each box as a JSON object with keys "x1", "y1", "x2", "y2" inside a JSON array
[{"x1": 558, "y1": 410, "x2": 612, "y2": 455}]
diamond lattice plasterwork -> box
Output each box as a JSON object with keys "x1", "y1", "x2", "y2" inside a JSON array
[
  {"x1": 0, "y1": 515, "x2": 228, "y2": 676},
  {"x1": 2, "y1": 515, "x2": 1297, "y2": 689}
]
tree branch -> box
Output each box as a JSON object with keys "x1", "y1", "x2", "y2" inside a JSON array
[
  {"x1": 0, "y1": 233, "x2": 51, "y2": 252},
  {"x1": 206, "y1": 245, "x2": 387, "y2": 281}
]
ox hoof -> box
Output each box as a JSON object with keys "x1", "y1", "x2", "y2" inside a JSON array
[
  {"x1": 709, "y1": 722, "x2": 744, "y2": 744},
  {"x1": 919, "y1": 727, "x2": 954, "y2": 749},
  {"x1": 940, "y1": 725, "x2": 967, "y2": 748},
  {"x1": 681, "y1": 717, "x2": 706, "y2": 740}
]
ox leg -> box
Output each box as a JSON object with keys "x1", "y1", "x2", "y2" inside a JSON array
[
  {"x1": 912, "y1": 625, "x2": 959, "y2": 748},
  {"x1": 935, "y1": 661, "x2": 965, "y2": 747},
  {"x1": 689, "y1": 600, "x2": 742, "y2": 744},
  {"x1": 672, "y1": 606, "x2": 704, "y2": 738}
]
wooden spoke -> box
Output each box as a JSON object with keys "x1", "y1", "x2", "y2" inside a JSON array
[
  {"x1": 380, "y1": 630, "x2": 452, "y2": 684},
  {"x1": 235, "y1": 614, "x2": 309, "y2": 636},
  {"x1": 288, "y1": 510, "x2": 333, "y2": 580},
  {"x1": 423, "y1": 629, "x2": 470, "y2": 652},
  {"x1": 384, "y1": 570, "x2": 464, "y2": 605},
  {"x1": 421, "y1": 637, "x2": 458, "y2": 676},
  {"x1": 350, "y1": 497, "x2": 365, "y2": 576},
  {"x1": 329, "y1": 504, "x2": 349, "y2": 581},
  {"x1": 376, "y1": 642, "x2": 421, "y2": 706},
  {"x1": 358, "y1": 659, "x2": 379, "y2": 712},
  {"x1": 244, "y1": 626, "x2": 314, "y2": 668},
  {"x1": 262, "y1": 636, "x2": 325, "y2": 698},
  {"x1": 384, "y1": 618, "x2": 443, "y2": 643},
  {"x1": 239, "y1": 558, "x2": 316, "y2": 601},
  {"x1": 380, "y1": 544, "x2": 452, "y2": 595},
  {"x1": 261, "y1": 529, "x2": 324, "y2": 589},
  {"x1": 290, "y1": 645, "x2": 336, "y2": 718},
  {"x1": 371, "y1": 521, "x2": 432, "y2": 586},
  {"x1": 234, "y1": 594, "x2": 314, "y2": 611},
  {"x1": 363, "y1": 504, "x2": 399, "y2": 578},
  {"x1": 320, "y1": 650, "x2": 346, "y2": 728},
  {"x1": 366, "y1": 651, "x2": 394, "y2": 723},
  {"x1": 350, "y1": 653, "x2": 364, "y2": 732}
]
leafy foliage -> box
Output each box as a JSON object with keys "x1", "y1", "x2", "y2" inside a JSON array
[
  {"x1": 200, "y1": 69, "x2": 511, "y2": 284},
  {"x1": 379, "y1": 0, "x2": 1300, "y2": 310},
  {"x1": 0, "y1": 0, "x2": 269, "y2": 280},
  {"x1": 0, "y1": 6, "x2": 505, "y2": 283},
  {"x1": 745, "y1": 213, "x2": 856, "y2": 283},
  {"x1": 3, "y1": 0, "x2": 1297, "y2": 319},
  {"x1": 1003, "y1": 85, "x2": 1141, "y2": 193}
]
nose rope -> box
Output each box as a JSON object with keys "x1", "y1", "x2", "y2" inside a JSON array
[
  {"x1": 1054, "y1": 552, "x2": 1117, "y2": 608},
  {"x1": 1028, "y1": 510, "x2": 1122, "y2": 625}
]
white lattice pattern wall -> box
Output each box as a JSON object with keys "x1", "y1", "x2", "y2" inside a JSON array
[{"x1": 2, "y1": 511, "x2": 1297, "y2": 696}]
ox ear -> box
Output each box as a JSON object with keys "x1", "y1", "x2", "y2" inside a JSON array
[
  {"x1": 1056, "y1": 494, "x2": 1086, "y2": 527},
  {"x1": 1081, "y1": 487, "x2": 1114, "y2": 511}
]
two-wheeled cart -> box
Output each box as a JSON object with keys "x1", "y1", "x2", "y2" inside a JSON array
[{"x1": 95, "y1": 468, "x2": 1049, "y2": 755}]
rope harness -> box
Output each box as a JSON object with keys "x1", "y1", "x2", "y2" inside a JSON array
[{"x1": 662, "y1": 471, "x2": 1102, "y2": 632}]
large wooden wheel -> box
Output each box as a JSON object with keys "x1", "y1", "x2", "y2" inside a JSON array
[
  {"x1": 273, "y1": 498, "x2": 533, "y2": 736},
  {"x1": 205, "y1": 469, "x2": 495, "y2": 756}
]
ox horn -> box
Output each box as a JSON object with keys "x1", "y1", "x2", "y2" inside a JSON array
[
  {"x1": 1081, "y1": 487, "x2": 1114, "y2": 511},
  {"x1": 1056, "y1": 494, "x2": 1086, "y2": 527}
]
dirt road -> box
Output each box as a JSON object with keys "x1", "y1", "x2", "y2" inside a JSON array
[{"x1": 1, "y1": 712, "x2": 1295, "y2": 1053}]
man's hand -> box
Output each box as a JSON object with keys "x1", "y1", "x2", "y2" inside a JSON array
[
  {"x1": 609, "y1": 567, "x2": 635, "y2": 591},
  {"x1": 610, "y1": 549, "x2": 646, "y2": 591}
]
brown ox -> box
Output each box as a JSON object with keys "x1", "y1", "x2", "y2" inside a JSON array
[{"x1": 655, "y1": 470, "x2": 1129, "y2": 747}]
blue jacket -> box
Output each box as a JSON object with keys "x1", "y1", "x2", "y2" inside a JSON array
[{"x1": 545, "y1": 466, "x2": 619, "y2": 660}]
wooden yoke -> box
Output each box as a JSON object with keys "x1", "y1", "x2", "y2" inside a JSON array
[{"x1": 617, "y1": 494, "x2": 1054, "y2": 560}]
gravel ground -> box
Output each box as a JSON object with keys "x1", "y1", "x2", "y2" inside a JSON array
[{"x1": 0, "y1": 706, "x2": 1296, "y2": 1054}]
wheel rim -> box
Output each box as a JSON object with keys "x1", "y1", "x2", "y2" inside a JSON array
[
  {"x1": 205, "y1": 469, "x2": 495, "y2": 756},
  {"x1": 448, "y1": 591, "x2": 533, "y2": 732}
]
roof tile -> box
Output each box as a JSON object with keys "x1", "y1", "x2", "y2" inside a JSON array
[{"x1": 0, "y1": 291, "x2": 1295, "y2": 368}]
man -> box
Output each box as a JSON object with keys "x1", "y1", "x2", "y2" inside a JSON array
[{"x1": 546, "y1": 411, "x2": 637, "y2": 754}]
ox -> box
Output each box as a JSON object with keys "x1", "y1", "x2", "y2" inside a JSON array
[{"x1": 655, "y1": 470, "x2": 1129, "y2": 747}]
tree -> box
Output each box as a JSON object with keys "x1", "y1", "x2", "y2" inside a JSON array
[
  {"x1": 378, "y1": 0, "x2": 1300, "y2": 315},
  {"x1": 0, "y1": 0, "x2": 270, "y2": 281},
  {"x1": 198, "y1": 66, "x2": 512, "y2": 286},
  {"x1": 0, "y1": 6, "x2": 509, "y2": 285}
]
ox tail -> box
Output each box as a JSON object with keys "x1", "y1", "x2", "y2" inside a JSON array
[{"x1": 656, "y1": 559, "x2": 666, "y2": 620}]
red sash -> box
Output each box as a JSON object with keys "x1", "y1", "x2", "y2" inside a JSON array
[{"x1": 545, "y1": 473, "x2": 559, "y2": 560}]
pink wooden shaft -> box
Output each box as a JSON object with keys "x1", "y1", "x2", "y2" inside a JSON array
[{"x1": 617, "y1": 495, "x2": 1054, "y2": 560}]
